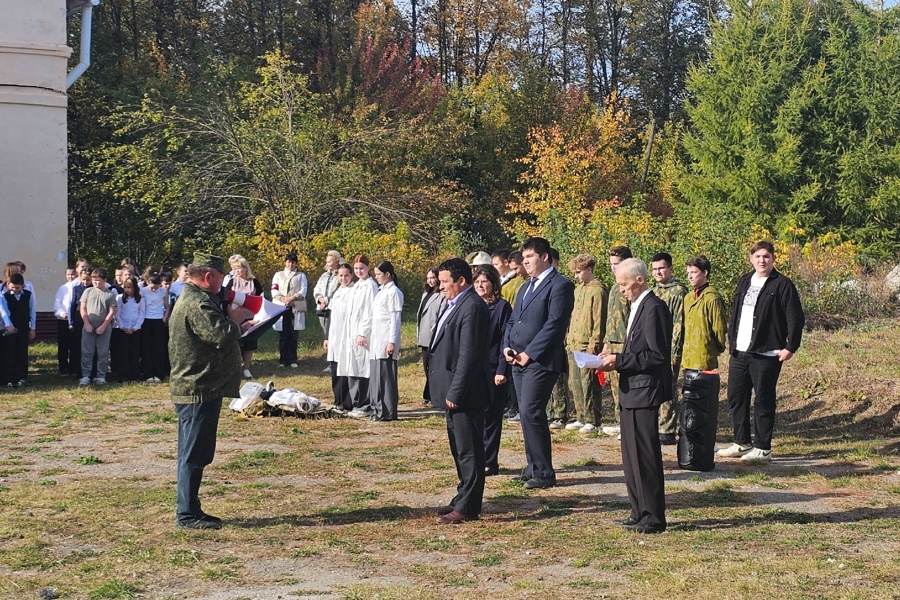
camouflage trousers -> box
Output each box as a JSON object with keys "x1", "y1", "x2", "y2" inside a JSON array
[
  {"x1": 546, "y1": 361, "x2": 573, "y2": 422},
  {"x1": 606, "y1": 342, "x2": 623, "y2": 424},
  {"x1": 657, "y1": 360, "x2": 682, "y2": 434},
  {"x1": 567, "y1": 354, "x2": 602, "y2": 425}
]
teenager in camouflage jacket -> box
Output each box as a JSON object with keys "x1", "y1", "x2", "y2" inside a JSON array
[{"x1": 650, "y1": 254, "x2": 689, "y2": 438}]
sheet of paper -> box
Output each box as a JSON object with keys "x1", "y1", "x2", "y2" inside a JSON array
[{"x1": 573, "y1": 351, "x2": 605, "y2": 369}]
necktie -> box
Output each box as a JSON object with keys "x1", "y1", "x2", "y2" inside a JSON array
[{"x1": 522, "y1": 277, "x2": 537, "y2": 302}]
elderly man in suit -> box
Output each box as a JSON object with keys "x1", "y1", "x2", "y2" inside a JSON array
[
  {"x1": 430, "y1": 257, "x2": 493, "y2": 524},
  {"x1": 599, "y1": 258, "x2": 672, "y2": 534},
  {"x1": 502, "y1": 237, "x2": 575, "y2": 489}
]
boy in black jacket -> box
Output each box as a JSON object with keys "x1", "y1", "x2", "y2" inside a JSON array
[{"x1": 718, "y1": 240, "x2": 805, "y2": 462}]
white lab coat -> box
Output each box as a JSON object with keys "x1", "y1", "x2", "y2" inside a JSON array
[
  {"x1": 368, "y1": 281, "x2": 404, "y2": 360},
  {"x1": 326, "y1": 283, "x2": 354, "y2": 363},
  {"x1": 338, "y1": 277, "x2": 378, "y2": 377}
]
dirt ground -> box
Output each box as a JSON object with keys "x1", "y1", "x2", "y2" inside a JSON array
[{"x1": 5, "y1": 390, "x2": 899, "y2": 600}]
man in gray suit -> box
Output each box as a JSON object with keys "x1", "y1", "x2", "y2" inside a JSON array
[
  {"x1": 599, "y1": 258, "x2": 672, "y2": 534},
  {"x1": 429, "y1": 257, "x2": 492, "y2": 524}
]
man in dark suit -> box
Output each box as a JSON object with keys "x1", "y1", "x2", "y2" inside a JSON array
[
  {"x1": 599, "y1": 258, "x2": 672, "y2": 533},
  {"x1": 429, "y1": 257, "x2": 493, "y2": 524},
  {"x1": 502, "y1": 237, "x2": 575, "y2": 489}
]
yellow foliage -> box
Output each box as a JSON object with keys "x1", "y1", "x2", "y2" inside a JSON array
[{"x1": 509, "y1": 95, "x2": 632, "y2": 235}]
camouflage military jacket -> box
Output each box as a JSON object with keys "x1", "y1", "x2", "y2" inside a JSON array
[
  {"x1": 654, "y1": 278, "x2": 689, "y2": 363},
  {"x1": 169, "y1": 282, "x2": 242, "y2": 403},
  {"x1": 566, "y1": 279, "x2": 608, "y2": 353},
  {"x1": 682, "y1": 283, "x2": 728, "y2": 371},
  {"x1": 502, "y1": 275, "x2": 526, "y2": 308},
  {"x1": 603, "y1": 284, "x2": 630, "y2": 346}
]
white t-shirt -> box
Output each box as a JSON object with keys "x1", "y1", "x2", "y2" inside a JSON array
[
  {"x1": 735, "y1": 274, "x2": 779, "y2": 355},
  {"x1": 143, "y1": 286, "x2": 168, "y2": 320}
]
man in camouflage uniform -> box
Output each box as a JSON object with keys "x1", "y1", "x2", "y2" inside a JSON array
[
  {"x1": 651, "y1": 252, "x2": 689, "y2": 444},
  {"x1": 547, "y1": 248, "x2": 574, "y2": 428},
  {"x1": 170, "y1": 252, "x2": 244, "y2": 530},
  {"x1": 564, "y1": 253, "x2": 608, "y2": 433},
  {"x1": 600, "y1": 246, "x2": 632, "y2": 436},
  {"x1": 682, "y1": 255, "x2": 728, "y2": 372}
]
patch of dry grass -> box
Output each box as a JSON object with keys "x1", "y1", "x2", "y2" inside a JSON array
[{"x1": 0, "y1": 320, "x2": 897, "y2": 599}]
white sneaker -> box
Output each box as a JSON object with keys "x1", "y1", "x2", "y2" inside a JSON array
[
  {"x1": 565, "y1": 421, "x2": 585, "y2": 430},
  {"x1": 290, "y1": 363, "x2": 299, "y2": 368},
  {"x1": 579, "y1": 423, "x2": 598, "y2": 434},
  {"x1": 717, "y1": 443, "x2": 753, "y2": 458},
  {"x1": 349, "y1": 409, "x2": 372, "y2": 418},
  {"x1": 322, "y1": 366, "x2": 331, "y2": 373},
  {"x1": 601, "y1": 425, "x2": 620, "y2": 436},
  {"x1": 741, "y1": 448, "x2": 772, "y2": 462},
  {"x1": 93, "y1": 378, "x2": 106, "y2": 385},
  {"x1": 243, "y1": 369, "x2": 252, "y2": 379},
  {"x1": 78, "y1": 377, "x2": 91, "y2": 386},
  {"x1": 277, "y1": 364, "x2": 285, "y2": 368},
  {"x1": 549, "y1": 420, "x2": 565, "y2": 430}
]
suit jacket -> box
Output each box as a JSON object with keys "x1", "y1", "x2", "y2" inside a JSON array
[
  {"x1": 616, "y1": 291, "x2": 672, "y2": 409},
  {"x1": 428, "y1": 288, "x2": 493, "y2": 411},
  {"x1": 501, "y1": 269, "x2": 575, "y2": 372},
  {"x1": 487, "y1": 298, "x2": 512, "y2": 378}
]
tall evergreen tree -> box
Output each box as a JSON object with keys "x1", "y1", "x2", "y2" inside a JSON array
[{"x1": 681, "y1": 0, "x2": 900, "y2": 254}]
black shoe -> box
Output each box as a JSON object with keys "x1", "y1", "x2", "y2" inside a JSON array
[
  {"x1": 177, "y1": 518, "x2": 222, "y2": 530},
  {"x1": 523, "y1": 476, "x2": 557, "y2": 489},
  {"x1": 659, "y1": 433, "x2": 677, "y2": 445},
  {"x1": 624, "y1": 522, "x2": 666, "y2": 534},
  {"x1": 485, "y1": 465, "x2": 499, "y2": 477},
  {"x1": 199, "y1": 513, "x2": 222, "y2": 523},
  {"x1": 614, "y1": 516, "x2": 639, "y2": 526}
]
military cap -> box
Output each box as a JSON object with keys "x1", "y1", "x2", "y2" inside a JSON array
[{"x1": 192, "y1": 252, "x2": 227, "y2": 274}]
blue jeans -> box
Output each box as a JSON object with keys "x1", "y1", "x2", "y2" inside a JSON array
[
  {"x1": 726, "y1": 351, "x2": 783, "y2": 451},
  {"x1": 175, "y1": 400, "x2": 222, "y2": 523}
]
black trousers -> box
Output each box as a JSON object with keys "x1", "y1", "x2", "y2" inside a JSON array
[
  {"x1": 142, "y1": 319, "x2": 169, "y2": 379},
  {"x1": 57, "y1": 319, "x2": 76, "y2": 374},
  {"x1": 1, "y1": 328, "x2": 29, "y2": 384},
  {"x1": 447, "y1": 407, "x2": 486, "y2": 516},
  {"x1": 71, "y1": 322, "x2": 84, "y2": 376},
  {"x1": 483, "y1": 380, "x2": 507, "y2": 470},
  {"x1": 726, "y1": 351, "x2": 783, "y2": 451},
  {"x1": 512, "y1": 365, "x2": 559, "y2": 480},
  {"x1": 329, "y1": 361, "x2": 351, "y2": 410},
  {"x1": 278, "y1": 312, "x2": 299, "y2": 365},
  {"x1": 112, "y1": 329, "x2": 142, "y2": 381},
  {"x1": 420, "y1": 346, "x2": 431, "y2": 401},
  {"x1": 620, "y1": 404, "x2": 666, "y2": 528}
]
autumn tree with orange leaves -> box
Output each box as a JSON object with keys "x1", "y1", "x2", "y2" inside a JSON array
[{"x1": 509, "y1": 93, "x2": 634, "y2": 248}]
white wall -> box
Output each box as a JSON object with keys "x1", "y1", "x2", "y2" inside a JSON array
[{"x1": 0, "y1": 0, "x2": 72, "y2": 311}]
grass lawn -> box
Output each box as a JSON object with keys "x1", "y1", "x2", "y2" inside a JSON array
[{"x1": 0, "y1": 319, "x2": 898, "y2": 599}]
